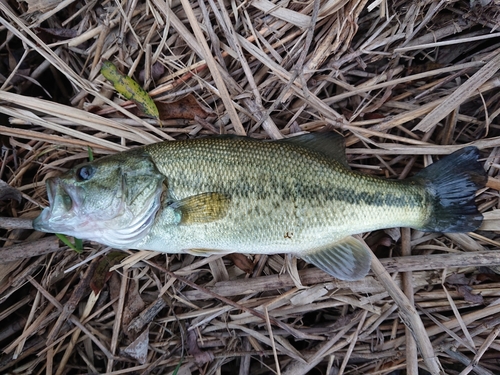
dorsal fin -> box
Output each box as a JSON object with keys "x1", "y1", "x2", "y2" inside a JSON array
[{"x1": 277, "y1": 133, "x2": 349, "y2": 168}]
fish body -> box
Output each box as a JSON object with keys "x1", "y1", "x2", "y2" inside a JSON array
[{"x1": 33, "y1": 134, "x2": 486, "y2": 280}]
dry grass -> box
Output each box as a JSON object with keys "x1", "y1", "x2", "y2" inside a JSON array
[{"x1": 1, "y1": 0, "x2": 500, "y2": 374}]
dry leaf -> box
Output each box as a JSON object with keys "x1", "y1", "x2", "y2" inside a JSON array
[
  {"x1": 139, "y1": 62, "x2": 165, "y2": 83},
  {"x1": 457, "y1": 285, "x2": 484, "y2": 304},
  {"x1": 187, "y1": 329, "x2": 214, "y2": 366},
  {"x1": 90, "y1": 251, "x2": 128, "y2": 294},
  {"x1": 226, "y1": 254, "x2": 254, "y2": 274},
  {"x1": 122, "y1": 327, "x2": 149, "y2": 364},
  {"x1": 156, "y1": 94, "x2": 212, "y2": 120},
  {"x1": 446, "y1": 274, "x2": 484, "y2": 304},
  {"x1": 446, "y1": 273, "x2": 470, "y2": 285},
  {"x1": 122, "y1": 280, "x2": 146, "y2": 334}
]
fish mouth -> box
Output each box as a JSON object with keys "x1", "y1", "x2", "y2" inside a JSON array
[
  {"x1": 33, "y1": 178, "x2": 77, "y2": 233},
  {"x1": 45, "y1": 178, "x2": 57, "y2": 209}
]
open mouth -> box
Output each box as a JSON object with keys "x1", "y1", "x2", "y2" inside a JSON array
[
  {"x1": 48, "y1": 178, "x2": 73, "y2": 216},
  {"x1": 33, "y1": 178, "x2": 75, "y2": 232},
  {"x1": 45, "y1": 178, "x2": 56, "y2": 208}
]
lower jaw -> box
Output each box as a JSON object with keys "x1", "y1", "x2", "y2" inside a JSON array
[{"x1": 32, "y1": 208, "x2": 51, "y2": 232}]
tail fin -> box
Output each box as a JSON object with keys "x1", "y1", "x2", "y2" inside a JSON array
[{"x1": 413, "y1": 146, "x2": 486, "y2": 233}]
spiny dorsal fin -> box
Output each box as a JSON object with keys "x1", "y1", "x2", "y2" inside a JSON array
[
  {"x1": 277, "y1": 133, "x2": 349, "y2": 168},
  {"x1": 170, "y1": 192, "x2": 231, "y2": 224},
  {"x1": 301, "y1": 236, "x2": 372, "y2": 281}
]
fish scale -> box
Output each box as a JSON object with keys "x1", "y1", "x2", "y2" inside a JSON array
[
  {"x1": 33, "y1": 133, "x2": 486, "y2": 281},
  {"x1": 140, "y1": 137, "x2": 427, "y2": 252}
]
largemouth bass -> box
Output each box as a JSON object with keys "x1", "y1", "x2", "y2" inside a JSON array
[{"x1": 33, "y1": 134, "x2": 486, "y2": 280}]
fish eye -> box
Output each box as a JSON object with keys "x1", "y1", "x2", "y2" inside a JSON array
[{"x1": 76, "y1": 165, "x2": 95, "y2": 181}]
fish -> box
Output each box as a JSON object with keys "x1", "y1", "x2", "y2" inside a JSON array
[{"x1": 33, "y1": 133, "x2": 487, "y2": 281}]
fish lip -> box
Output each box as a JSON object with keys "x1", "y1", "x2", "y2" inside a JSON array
[
  {"x1": 44, "y1": 177, "x2": 68, "y2": 215},
  {"x1": 46, "y1": 178, "x2": 56, "y2": 207},
  {"x1": 33, "y1": 177, "x2": 77, "y2": 232},
  {"x1": 32, "y1": 210, "x2": 46, "y2": 231},
  {"x1": 33, "y1": 178, "x2": 57, "y2": 232}
]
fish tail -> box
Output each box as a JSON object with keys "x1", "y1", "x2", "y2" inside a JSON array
[{"x1": 414, "y1": 146, "x2": 486, "y2": 233}]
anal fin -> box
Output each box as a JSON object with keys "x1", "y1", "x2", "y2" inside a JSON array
[
  {"x1": 184, "y1": 248, "x2": 234, "y2": 257},
  {"x1": 301, "y1": 236, "x2": 371, "y2": 281}
]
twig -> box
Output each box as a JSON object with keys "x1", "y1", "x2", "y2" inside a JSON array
[
  {"x1": 370, "y1": 246, "x2": 443, "y2": 375},
  {"x1": 0, "y1": 236, "x2": 59, "y2": 263}
]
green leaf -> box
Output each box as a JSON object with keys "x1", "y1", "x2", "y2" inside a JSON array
[
  {"x1": 74, "y1": 237, "x2": 83, "y2": 251},
  {"x1": 101, "y1": 61, "x2": 160, "y2": 120},
  {"x1": 90, "y1": 251, "x2": 128, "y2": 294},
  {"x1": 87, "y1": 146, "x2": 94, "y2": 162},
  {"x1": 172, "y1": 356, "x2": 183, "y2": 375},
  {"x1": 56, "y1": 233, "x2": 83, "y2": 253}
]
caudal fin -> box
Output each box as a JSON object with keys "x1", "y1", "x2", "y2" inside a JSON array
[{"x1": 414, "y1": 146, "x2": 486, "y2": 233}]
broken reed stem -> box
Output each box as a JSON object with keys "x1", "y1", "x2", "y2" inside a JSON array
[
  {"x1": 0, "y1": 217, "x2": 34, "y2": 230},
  {"x1": 0, "y1": 236, "x2": 59, "y2": 262},
  {"x1": 27, "y1": 277, "x2": 119, "y2": 361},
  {"x1": 402, "y1": 227, "x2": 419, "y2": 375},
  {"x1": 177, "y1": 0, "x2": 245, "y2": 135},
  {"x1": 370, "y1": 250, "x2": 443, "y2": 375},
  {"x1": 106, "y1": 269, "x2": 129, "y2": 372},
  {"x1": 146, "y1": 260, "x2": 319, "y2": 343}
]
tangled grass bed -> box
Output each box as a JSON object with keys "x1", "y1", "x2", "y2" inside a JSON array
[{"x1": 1, "y1": 0, "x2": 500, "y2": 374}]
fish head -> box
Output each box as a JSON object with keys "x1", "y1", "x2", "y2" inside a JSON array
[{"x1": 33, "y1": 150, "x2": 165, "y2": 248}]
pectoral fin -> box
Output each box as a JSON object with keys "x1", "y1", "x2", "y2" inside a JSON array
[
  {"x1": 301, "y1": 236, "x2": 371, "y2": 281},
  {"x1": 170, "y1": 192, "x2": 231, "y2": 224}
]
